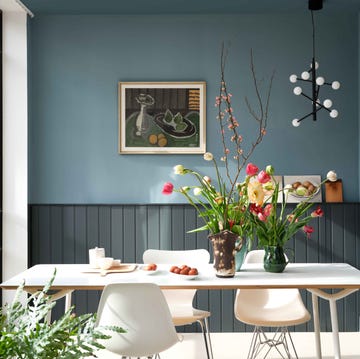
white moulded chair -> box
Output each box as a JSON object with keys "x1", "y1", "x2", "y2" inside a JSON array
[
  {"x1": 95, "y1": 282, "x2": 180, "y2": 359},
  {"x1": 234, "y1": 250, "x2": 311, "y2": 359},
  {"x1": 143, "y1": 249, "x2": 213, "y2": 359}
]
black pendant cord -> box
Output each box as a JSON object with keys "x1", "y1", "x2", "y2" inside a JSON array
[
  {"x1": 311, "y1": 10, "x2": 317, "y2": 121},
  {"x1": 311, "y1": 10, "x2": 316, "y2": 60}
]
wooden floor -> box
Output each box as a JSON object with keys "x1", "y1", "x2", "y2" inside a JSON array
[{"x1": 95, "y1": 332, "x2": 360, "y2": 358}]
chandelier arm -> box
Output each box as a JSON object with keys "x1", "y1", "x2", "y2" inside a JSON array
[{"x1": 300, "y1": 92, "x2": 330, "y2": 112}]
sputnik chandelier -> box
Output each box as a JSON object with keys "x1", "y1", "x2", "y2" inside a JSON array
[{"x1": 290, "y1": 0, "x2": 340, "y2": 127}]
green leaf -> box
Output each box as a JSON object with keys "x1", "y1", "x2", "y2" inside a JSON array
[
  {"x1": 164, "y1": 109, "x2": 173, "y2": 123},
  {"x1": 175, "y1": 122, "x2": 187, "y2": 132},
  {"x1": 173, "y1": 112, "x2": 184, "y2": 124}
]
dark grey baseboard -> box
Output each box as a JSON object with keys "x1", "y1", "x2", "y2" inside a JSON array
[{"x1": 29, "y1": 203, "x2": 360, "y2": 332}]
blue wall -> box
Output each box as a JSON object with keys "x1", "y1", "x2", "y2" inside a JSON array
[{"x1": 28, "y1": 13, "x2": 359, "y2": 203}]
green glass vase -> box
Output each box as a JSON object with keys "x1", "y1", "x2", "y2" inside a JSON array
[
  {"x1": 235, "y1": 238, "x2": 247, "y2": 271},
  {"x1": 263, "y1": 245, "x2": 288, "y2": 273}
]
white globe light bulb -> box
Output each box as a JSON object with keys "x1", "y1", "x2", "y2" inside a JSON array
[
  {"x1": 292, "y1": 119, "x2": 300, "y2": 127},
  {"x1": 316, "y1": 77, "x2": 325, "y2": 86},
  {"x1": 301, "y1": 71, "x2": 310, "y2": 80},
  {"x1": 323, "y1": 99, "x2": 333, "y2": 108},
  {"x1": 330, "y1": 109, "x2": 339, "y2": 118},
  {"x1": 316, "y1": 98, "x2": 321, "y2": 107},
  {"x1": 310, "y1": 61, "x2": 319, "y2": 69},
  {"x1": 293, "y1": 86, "x2": 302, "y2": 95},
  {"x1": 332, "y1": 81, "x2": 341, "y2": 90},
  {"x1": 289, "y1": 74, "x2": 297, "y2": 83}
]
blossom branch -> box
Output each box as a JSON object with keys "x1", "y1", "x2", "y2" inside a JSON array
[{"x1": 216, "y1": 43, "x2": 275, "y2": 214}]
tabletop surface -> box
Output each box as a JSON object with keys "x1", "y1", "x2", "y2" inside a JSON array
[{"x1": 2, "y1": 263, "x2": 360, "y2": 291}]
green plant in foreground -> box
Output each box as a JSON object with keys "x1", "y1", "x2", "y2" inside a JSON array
[{"x1": 0, "y1": 270, "x2": 125, "y2": 358}]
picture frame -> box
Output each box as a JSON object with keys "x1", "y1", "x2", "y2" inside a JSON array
[
  {"x1": 283, "y1": 175, "x2": 322, "y2": 203},
  {"x1": 118, "y1": 82, "x2": 206, "y2": 154}
]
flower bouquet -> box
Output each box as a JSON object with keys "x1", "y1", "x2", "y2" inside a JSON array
[
  {"x1": 162, "y1": 46, "x2": 274, "y2": 277},
  {"x1": 245, "y1": 163, "x2": 324, "y2": 272}
]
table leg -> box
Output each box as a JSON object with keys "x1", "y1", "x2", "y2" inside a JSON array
[
  {"x1": 64, "y1": 291, "x2": 73, "y2": 311},
  {"x1": 311, "y1": 292, "x2": 322, "y2": 359},
  {"x1": 329, "y1": 298, "x2": 340, "y2": 359},
  {"x1": 26, "y1": 288, "x2": 74, "y2": 323}
]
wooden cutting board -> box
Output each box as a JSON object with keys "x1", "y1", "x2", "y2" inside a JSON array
[{"x1": 81, "y1": 264, "x2": 138, "y2": 276}]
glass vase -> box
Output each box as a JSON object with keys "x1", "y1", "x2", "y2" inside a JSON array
[
  {"x1": 263, "y1": 244, "x2": 288, "y2": 273},
  {"x1": 235, "y1": 237, "x2": 247, "y2": 271}
]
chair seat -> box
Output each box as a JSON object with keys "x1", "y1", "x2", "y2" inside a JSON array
[
  {"x1": 235, "y1": 287, "x2": 311, "y2": 327},
  {"x1": 237, "y1": 304, "x2": 310, "y2": 327},
  {"x1": 171, "y1": 308, "x2": 211, "y2": 326}
]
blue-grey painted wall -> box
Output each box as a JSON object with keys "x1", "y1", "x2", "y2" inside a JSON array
[{"x1": 28, "y1": 13, "x2": 359, "y2": 204}]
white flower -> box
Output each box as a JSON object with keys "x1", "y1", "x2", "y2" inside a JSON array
[
  {"x1": 203, "y1": 176, "x2": 211, "y2": 184},
  {"x1": 327, "y1": 170, "x2": 337, "y2": 182},
  {"x1": 265, "y1": 165, "x2": 274, "y2": 175},
  {"x1": 203, "y1": 152, "x2": 214, "y2": 161},
  {"x1": 193, "y1": 187, "x2": 202, "y2": 196},
  {"x1": 173, "y1": 164, "x2": 185, "y2": 175}
]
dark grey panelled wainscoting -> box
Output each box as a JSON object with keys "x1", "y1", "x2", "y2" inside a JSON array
[{"x1": 29, "y1": 203, "x2": 360, "y2": 332}]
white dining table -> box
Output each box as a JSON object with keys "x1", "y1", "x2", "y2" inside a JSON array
[{"x1": 1, "y1": 262, "x2": 360, "y2": 359}]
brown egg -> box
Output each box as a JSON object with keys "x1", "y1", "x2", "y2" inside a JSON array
[
  {"x1": 302, "y1": 181, "x2": 313, "y2": 188},
  {"x1": 307, "y1": 184, "x2": 315, "y2": 194},
  {"x1": 292, "y1": 181, "x2": 301, "y2": 189}
]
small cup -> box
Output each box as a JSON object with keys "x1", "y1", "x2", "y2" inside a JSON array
[
  {"x1": 89, "y1": 247, "x2": 105, "y2": 268},
  {"x1": 97, "y1": 257, "x2": 114, "y2": 270}
]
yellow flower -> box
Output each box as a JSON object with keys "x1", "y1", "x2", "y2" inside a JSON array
[
  {"x1": 215, "y1": 196, "x2": 224, "y2": 204},
  {"x1": 248, "y1": 180, "x2": 265, "y2": 206}
]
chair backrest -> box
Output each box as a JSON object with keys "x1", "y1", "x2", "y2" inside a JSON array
[
  {"x1": 244, "y1": 250, "x2": 265, "y2": 264},
  {"x1": 96, "y1": 283, "x2": 179, "y2": 357},
  {"x1": 143, "y1": 248, "x2": 210, "y2": 266},
  {"x1": 244, "y1": 249, "x2": 288, "y2": 264},
  {"x1": 143, "y1": 249, "x2": 210, "y2": 309}
]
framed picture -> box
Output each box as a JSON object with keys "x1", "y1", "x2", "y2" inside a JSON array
[
  {"x1": 118, "y1": 82, "x2": 206, "y2": 154},
  {"x1": 283, "y1": 175, "x2": 322, "y2": 203}
]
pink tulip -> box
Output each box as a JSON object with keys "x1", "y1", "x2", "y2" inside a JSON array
[
  {"x1": 264, "y1": 204, "x2": 273, "y2": 217},
  {"x1": 303, "y1": 225, "x2": 314, "y2": 238},
  {"x1": 246, "y1": 163, "x2": 259, "y2": 176},
  {"x1": 311, "y1": 206, "x2": 324, "y2": 218},
  {"x1": 258, "y1": 212, "x2": 267, "y2": 222},
  {"x1": 257, "y1": 170, "x2": 271, "y2": 184},
  {"x1": 162, "y1": 182, "x2": 174, "y2": 195}
]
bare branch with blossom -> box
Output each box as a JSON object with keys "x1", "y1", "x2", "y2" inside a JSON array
[{"x1": 215, "y1": 44, "x2": 275, "y2": 206}]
